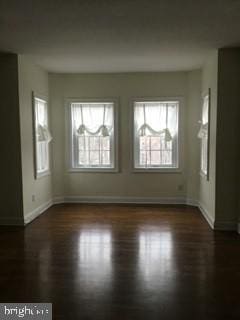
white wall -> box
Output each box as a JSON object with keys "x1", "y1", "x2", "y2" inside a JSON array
[
  {"x1": 50, "y1": 71, "x2": 201, "y2": 203},
  {"x1": 18, "y1": 56, "x2": 53, "y2": 220},
  {"x1": 186, "y1": 70, "x2": 201, "y2": 203},
  {"x1": 199, "y1": 52, "x2": 218, "y2": 226}
]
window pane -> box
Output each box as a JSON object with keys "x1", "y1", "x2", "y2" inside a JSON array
[
  {"x1": 202, "y1": 96, "x2": 209, "y2": 124},
  {"x1": 200, "y1": 93, "x2": 209, "y2": 176},
  {"x1": 78, "y1": 136, "x2": 85, "y2": 151},
  {"x1": 36, "y1": 100, "x2": 47, "y2": 126},
  {"x1": 90, "y1": 136, "x2": 100, "y2": 150},
  {"x1": 201, "y1": 137, "x2": 208, "y2": 174},
  {"x1": 102, "y1": 151, "x2": 110, "y2": 165},
  {"x1": 34, "y1": 97, "x2": 50, "y2": 176},
  {"x1": 79, "y1": 151, "x2": 87, "y2": 165},
  {"x1": 84, "y1": 137, "x2": 90, "y2": 150},
  {"x1": 161, "y1": 151, "x2": 172, "y2": 165},
  {"x1": 134, "y1": 101, "x2": 178, "y2": 169},
  {"x1": 146, "y1": 151, "x2": 151, "y2": 166},
  {"x1": 159, "y1": 137, "x2": 164, "y2": 149},
  {"x1": 140, "y1": 136, "x2": 150, "y2": 151},
  {"x1": 150, "y1": 137, "x2": 160, "y2": 150},
  {"x1": 37, "y1": 141, "x2": 48, "y2": 172},
  {"x1": 101, "y1": 136, "x2": 110, "y2": 150},
  {"x1": 78, "y1": 136, "x2": 90, "y2": 151},
  {"x1": 140, "y1": 151, "x2": 147, "y2": 166},
  {"x1": 150, "y1": 151, "x2": 160, "y2": 165},
  {"x1": 71, "y1": 102, "x2": 115, "y2": 169},
  {"x1": 90, "y1": 151, "x2": 100, "y2": 165}
]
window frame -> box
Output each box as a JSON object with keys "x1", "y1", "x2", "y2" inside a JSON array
[
  {"x1": 32, "y1": 92, "x2": 51, "y2": 179},
  {"x1": 200, "y1": 89, "x2": 211, "y2": 180},
  {"x1": 66, "y1": 98, "x2": 119, "y2": 173},
  {"x1": 131, "y1": 97, "x2": 183, "y2": 173}
]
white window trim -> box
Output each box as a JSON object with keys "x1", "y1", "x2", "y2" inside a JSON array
[
  {"x1": 199, "y1": 89, "x2": 211, "y2": 180},
  {"x1": 66, "y1": 98, "x2": 119, "y2": 173},
  {"x1": 130, "y1": 97, "x2": 184, "y2": 173},
  {"x1": 32, "y1": 92, "x2": 51, "y2": 179}
]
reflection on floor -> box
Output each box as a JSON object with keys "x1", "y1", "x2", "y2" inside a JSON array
[
  {"x1": 78, "y1": 228, "x2": 112, "y2": 289},
  {"x1": 0, "y1": 204, "x2": 240, "y2": 320},
  {"x1": 138, "y1": 229, "x2": 173, "y2": 290}
]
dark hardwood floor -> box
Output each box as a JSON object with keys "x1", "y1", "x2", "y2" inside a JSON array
[{"x1": 0, "y1": 204, "x2": 240, "y2": 320}]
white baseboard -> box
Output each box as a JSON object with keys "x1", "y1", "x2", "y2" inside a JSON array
[
  {"x1": 214, "y1": 220, "x2": 237, "y2": 231},
  {"x1": 24, "y1": 199, "x2": 53, "y2": 225},
  {"x1": 23, "y1": 196, "x2": 238, "y2": 233},
  {"x1": 186, "y1": 198, "x2": 199, "y2": 207},
  {"x1": 0, "y1": 216, "x2": 24, "y2": 226},
  {"x1": 198, "y1": 202, "x2": 214, "y2": 229},
  {"x1": 198, "y1": 202, "x2": 237, "y2": 231},
  {"x1": 52, "y1": 196, "x2": 65, "y2": 204},
  {"x1": 53, "y1": 195, "x2": 190, "y2": 205}
]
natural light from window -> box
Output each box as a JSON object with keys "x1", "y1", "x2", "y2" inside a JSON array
[
  {"x1": 133, "y1": 101, "x2": 179, "y2": 169},
  {"x1": 70, "y1": 102, "x2": 115, "y2": 170}
]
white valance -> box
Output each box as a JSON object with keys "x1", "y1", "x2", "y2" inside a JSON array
[
  {"x1": 72, "y1": 103, "x2": 114, "y2": 137},
  {"x1": 134, "y1": 102, "x2": 178, "y2": 141},
  {"x1": 77, "y1": 124, "x2": 111, "y2": 137},
  {"x1": 138, "y1": 124, "x2": 173, "y2": 141},
  {"x1": 37, "y1": 124, "x2": 52, "y2": 143}
]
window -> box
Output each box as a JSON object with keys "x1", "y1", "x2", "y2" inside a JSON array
[
  {"x1": 133, "y1": 100, "x2": 179, "y2": 170},
  {"x1": 198, "y1": 90, "x2": 210, "y2": 178},
  {"x1": 69, "y1": 101, "x2": 117, "y2": 171},
  {"x1": 33, "y1": 95, "x2": 52, "y2": 178}
]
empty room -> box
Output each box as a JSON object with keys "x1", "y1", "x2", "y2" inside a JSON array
[{"x1": 0, "y1": 1, "x2": 240, "y2": 319}]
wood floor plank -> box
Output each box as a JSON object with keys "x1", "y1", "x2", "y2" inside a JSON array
[{"x1": 0, "y1": 204, "x2": 240, "y2": 320}]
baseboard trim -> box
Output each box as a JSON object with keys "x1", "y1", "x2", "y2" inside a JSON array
[
  {"x1": 186, "y1": 198, "x2": 199, "y2": 207},
  {"x1": 53, "y1": 196, "x2": 190, "y2": 205},
  {"x1": 52, "y1": 196, "x2": 65, "y2": 204},
  {"x1": 20, "y1": 196, "x2": 199, "y2": 226},
  {"x1": 214, "y1": 220, "x2": 237, "y2": 231},
  {"x1": 24, "y1": 199, "x2": 53, "y2": 225},
  {"x1": 23, "y1": 196, "x2": 238, "y2": 233},
  {"x1": 198, "y1": 202, "x2": 214, "y2": 229},
  {"x1": 0, "y1": 217, "x2": 24, "y2": 226}
]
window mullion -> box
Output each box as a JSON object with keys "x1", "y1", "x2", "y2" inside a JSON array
[
  {"x1": 88, "y1": 136, "x2": 90, "y2": 166},
  {"x1": 99, "y1": 136, "x2": 101, "y2": 165}
]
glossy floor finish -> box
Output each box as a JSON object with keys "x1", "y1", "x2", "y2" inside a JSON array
[{"x1": 0, "y1": 204, "x2": 240, "y2": 320}]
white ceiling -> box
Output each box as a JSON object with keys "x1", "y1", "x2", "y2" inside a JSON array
[{"x1": 1, "y1": 0, "x2": 240, "y2": 73}]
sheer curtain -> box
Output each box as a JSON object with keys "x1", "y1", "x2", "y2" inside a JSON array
[
  {"x1": 134, "y1": 102, "x2": 178, "y2": 139},
  {"x1": 35, "y1": 98, "x2": 52, "y2": 143},
  {"x1": 198, "y1": 94, "x2": 209, "y2": 176},
  {"x1": 134, "y1": 101, "x2": 179, "y2": 168},
  {"x1": 198, "y1": 95, "x2": 209, "y2": 139},
  {"x1": 71, "y1": 102, "x2": 115, "y2": 168},
  {"x1": 34, "y1": 97, "x2": 52, "y2": 175},
  {"x1": 72, "y1": 103, "x2": 114, "y2": 136}
]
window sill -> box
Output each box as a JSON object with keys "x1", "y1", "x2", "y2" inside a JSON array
[
  {"x1": 36, "y1": 170, "x2": 51, "y2": 179},
  {"x1": 68, "y1": 167, "x2": 119, "y2": 173},
  {"x1": 132, "y1": 167, "x2": 182, "y2": 173}
]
